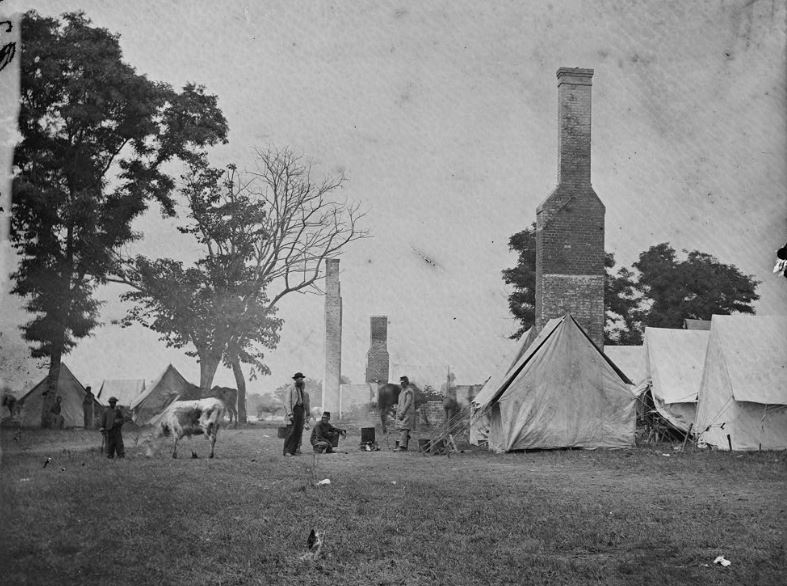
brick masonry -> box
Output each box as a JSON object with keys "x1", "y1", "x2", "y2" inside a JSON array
[
  {"x1": 365, "y1": 315, "x2": 390, "y2": 383},
  {"x1": 535, "y1": 67, "x2": 605, "y2": 349},
  {"x1": 323, "y1": 259, "x2": 341, "y2": 413}
]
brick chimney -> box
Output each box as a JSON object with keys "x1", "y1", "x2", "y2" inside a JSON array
[
  {"x1": 322, "y1": 259, "x2": 341, "y2": 413},
  {"x1": 365, "y1": 316, "x2": 390, "y2": 383},
  {"x1": 535, "y1": 67, "x2": 605, "y2": 348}
]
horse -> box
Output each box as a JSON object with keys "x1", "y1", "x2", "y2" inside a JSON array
[
  {"x1": 374, "y1": 382, "x2": 429, "y2": 433},
  {"x1": 375, "y1": 383, "x2": 401, "y2": 433}
]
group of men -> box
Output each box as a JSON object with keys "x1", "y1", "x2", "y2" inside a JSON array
[{"x1": 281, "y1": 371, "x2": 417, "y2": 455}]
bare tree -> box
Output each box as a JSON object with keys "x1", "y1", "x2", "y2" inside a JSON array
[{"x1": 119, "y1": 147, "x2": 368, "y2": 422}]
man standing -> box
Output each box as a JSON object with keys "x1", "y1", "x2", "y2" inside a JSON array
[
  {"x1": 394, "y1": 376, "x2": 416, "y2": 451},
  {"x1": 283, "y1": 372, "x2": 310, "y2": 457},
  {"x1": 49, "y1": 396, "x2": 65, "y2": 429},
  {"x1": 310, "y1": 411, "x2": 346, "y2": 454},
  {"x1": 100, "y1": 397, "x2": 125, "y2": 459},
  {"x1": 82, "y1": 386, "x2": 95, "y2": 429}
]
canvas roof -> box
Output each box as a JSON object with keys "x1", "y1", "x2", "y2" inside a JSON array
[
  {"x1": 97, "y1": 379, "x2": 146, "y2": 407},
  {"x1": 130, "y1": 364, "x2": 200, "y2": 425},
  {"x1": 694, "y1": 314, "x2": 787, "y2": 450},
  {"x1": 17, "y1": 364, "x2": 101, "y2": 428},
  {"x1": 702, "y1": 315, "x2": 787, "y2": 404},
  {"x1": 684, "y1": 319, "x2": 712, "y2": 330},
  {"x1": 603, "y1": 345, "x2": 646, "y2": 386},
  {"x1": 644, "y1": 328, "x2": 710, "y2": 404},
  {"x1": 480, "y1": 314, "x2": 636, "y2": 451}
]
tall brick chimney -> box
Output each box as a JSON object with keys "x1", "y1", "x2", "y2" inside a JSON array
[
  {"x1": 322, "y1": 259, "x2": 341, "y2": 414},
  {"x1": 535, "y1": 67, "x2": 605, "y2": 348},
  {"x1": 365, "y1": 316, "x2": 390, "y2": 384}
]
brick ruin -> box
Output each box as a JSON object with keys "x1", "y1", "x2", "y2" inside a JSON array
[
  {"x1": 365, "y1": 315, "x2": 390, "y2": 384},
  {"x1": 535, "y1": 67, "x2": 605, "y2": 348},
  {"x1": 322, "y1": 258, "x2": 342, "y2": 413}
]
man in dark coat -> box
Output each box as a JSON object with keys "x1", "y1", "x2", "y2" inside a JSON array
[
  {"x1": 100, "y1": 397, "x2": 125, "y2": 459},
  {"x1": 283, "y1": 372, "x2": 309, "y2": 456},
  {"x1": 310, "y1": 412, "x2": 346, "y2": 454}
]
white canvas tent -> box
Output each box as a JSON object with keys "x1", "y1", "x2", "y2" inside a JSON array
[
  {"x1": 469, "y1": 327, "x2": 537, "y2": 445},
  {"x1": 97, "y1": 379, "x2": 146, "y2": 408},
  {"x1": 17, "y1": 364, "x2": 101, "y2": 428},
  {"x1": 130, "y1": 364, "x2": 199, "y2": 425},
  {"x1": 642, "y1": 328, "x2": 710, "y2": 433},
  {"x1": 694, "y1": 315, "x2": 787, "y2": 451},
  {"x1": 474, "y1": 314, "x2": 636, "y2": 452},
  {"x1": 603, "y1": 346, "x2": 645, "y2": 386}
]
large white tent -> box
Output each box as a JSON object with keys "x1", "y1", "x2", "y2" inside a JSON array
[
  {"x1": 473, "y1": 314, "x2": 636, "y2": 452},
  {"x1": 642, "y1": 328, "x2": 710, "y2": 433},
  {"x1": 469, "y1": 327, "x2": 537, "y2": 446},
  {"x1": 17, "y1": 364, "x2": 102, "y2": 428},
  {"x1": 603, "y1": 345, "x2": 646, "y2": 386},
  {"x1": 130, "y1": 364, "x2": 199, "y2": 425},
  {"x1": 97, "y1": 379, "x2": 146, "y2": 408},
  {"x1": 694, "y1": 315, "x2": 787, "y2": 451}
]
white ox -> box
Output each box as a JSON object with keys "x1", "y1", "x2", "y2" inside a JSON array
[{"x1": 144, "y1": 398, "x2": 226, "y2": 459}]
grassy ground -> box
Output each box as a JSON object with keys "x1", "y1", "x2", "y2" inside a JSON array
[{"x1": 0, "y1": 423, "x2": 784, "y2": 585}]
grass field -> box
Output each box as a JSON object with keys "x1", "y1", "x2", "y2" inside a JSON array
[{"x1": 0, "y1": 422, "x2": 784, "y2": 585}]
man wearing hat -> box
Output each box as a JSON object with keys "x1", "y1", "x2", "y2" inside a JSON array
[
  {"x1": 394, "y1": 376, "x2": 416, "y2": 451},
  {"x1": 283, "y1": 372, "x2": 310, "y2": 456},
  {"x1": 100, "y1": 397, "x2": 125, "y2": 459},
  {"x1": 310, "y1": 411, "x2": 346, "y2": 454}
]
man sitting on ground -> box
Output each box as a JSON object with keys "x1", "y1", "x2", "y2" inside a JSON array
[{"x1": 310, "y1": 411, "x2": 346, "y2": 454}]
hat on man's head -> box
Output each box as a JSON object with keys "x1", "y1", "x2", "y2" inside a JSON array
[
  {"x1": 322, "y1": 411, "x2": 331, "y2": 418},
  {"x1": 399, "y1": 376, "x2": 409, "y2": 383},
  {"x1": 108, "y1": 396, "x2": 118, "y2": 403},
  {"x1": 292, "y1": 372, "x2": 305, "y2": 380}
]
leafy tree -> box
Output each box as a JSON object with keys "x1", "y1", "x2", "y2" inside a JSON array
[
  {"x1": 119, "y1": 149, "x2": 367, "y2": 422},
  {"x1": 633, "y1": 243, "x2": 759, "y2": 328},
  {"x1": 501, "y1": 223, "x2": 537, "y2": 340},
  {"x1": 604, "y1": 253, "x2": 643, "y2": 345},
  {"x1": 503, "y1": 231, "x2": 760, "y2": 343},
  {"x1": 11, "y1": 11, "x2": 227, "y2": 425}
]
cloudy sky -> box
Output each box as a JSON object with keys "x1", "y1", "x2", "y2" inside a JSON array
[{"x1": 1, "y1": 0, "x2": 785, "y2": 396}]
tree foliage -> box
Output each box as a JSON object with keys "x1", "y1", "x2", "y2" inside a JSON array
[
  {"x1": 118, "y1": 149, "x2": 367, "y2": 421},
  {"x1": 11, "y1": 11, "x2": 227, "y2": 424},
  {"x1": 504, "y1": 228, "x2": 760, "y2": 343},
  {"x1": 501, "y1": 223, "x2": 536, "y2": 340},
  {"x1": 632, "y1": 243, "x2": 759, "y2": 329}
]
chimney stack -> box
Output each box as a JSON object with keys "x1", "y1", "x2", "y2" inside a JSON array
[
  {"x1": 322, "y1": 259, "x2": 341, "y2": 414},
  {"x1": 365, "y1": 316, "x2": 390, "y2": 384},
  {"x1": 557, "y1": 67, "x2": 594, "y2": 186},
  {"x1": 535, "y1": 67, "x2": 606, "y2": 348}
]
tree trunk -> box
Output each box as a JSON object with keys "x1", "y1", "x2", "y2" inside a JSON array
[
  {"x1": 198, "y1": 351, "x2": 222, "y2": 393},
  {"x1": 41, "y1": 350, "x2": 63, "y2": 428},
  {"x1": 230, "y1": 357, "x2": 247, "y2": 424}
]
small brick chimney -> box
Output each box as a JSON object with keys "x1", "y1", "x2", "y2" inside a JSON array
[
  {"x1": 365, "y1": 316, "x2": 390, "y2": 383},
  {"x1": 535, "y1": 67, "x2": 605, "y2": 348}
]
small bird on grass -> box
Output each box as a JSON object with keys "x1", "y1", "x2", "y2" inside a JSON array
[
  {"x1": 299, "y1": 529, "x2": 324, "y2": 561},
  {"x1": 42, "y1": 457, "x2": 52, "y2": 469}
]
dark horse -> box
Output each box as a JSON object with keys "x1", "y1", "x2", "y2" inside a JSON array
[
  {"x1": 374, "y1": 382, "x2": 430, "y2": 433},
  {"x1": 375, "y1": 383, "x2": 401, "y2": 433}
]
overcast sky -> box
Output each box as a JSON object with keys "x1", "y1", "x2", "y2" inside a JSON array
[{"x1": 1, "y1": 0, "x2": 785, "y2": 396}]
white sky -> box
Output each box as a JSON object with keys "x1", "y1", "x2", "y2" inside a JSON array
[{"x1": 1, "y1": 1, "x2": 785, "y2": 396}]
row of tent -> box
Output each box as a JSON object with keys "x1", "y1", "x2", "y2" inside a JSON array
[
  {"x1": 12, "y1": 364, "x2": 201, "y2": 428},
  {"x1": 470, "y1": 313, "x2": 787, "y2": 452}
]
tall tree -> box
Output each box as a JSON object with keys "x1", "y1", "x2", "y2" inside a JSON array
[
  {"x1": 11, "y1": 11, "x2": 227, "y2": 425},
  {"x1": 119, "y1": 149, "x2": 367, "y2": 422},
  {"x1": 633, "y1": 243, "x2": 759, "y2": 328},
  {"x1": 501, "y1": 223, "x2": 537, "y2": 340},
  {"x1": 503, "y1": 233, "x2": 759, "y2": 342},
  {"x1": 604, "y1": 253, "x2": 643, "y2": 345}
]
